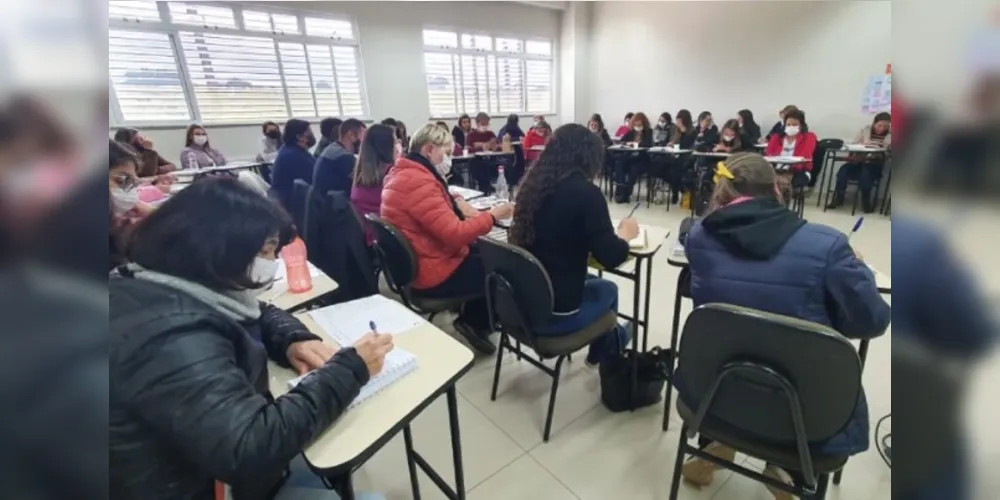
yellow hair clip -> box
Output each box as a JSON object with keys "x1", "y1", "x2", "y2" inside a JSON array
[{"x1": 713, "y1": 161, "x2": 735, "y2": 184}]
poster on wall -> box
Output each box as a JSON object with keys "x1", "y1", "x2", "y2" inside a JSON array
[{"x1": 861, "y1": 65, "x2": 891, "y2": 114}]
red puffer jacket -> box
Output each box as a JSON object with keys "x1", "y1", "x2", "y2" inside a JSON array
[{"x1": 381, "y1": 155, "x2": 494, "y2": 290}]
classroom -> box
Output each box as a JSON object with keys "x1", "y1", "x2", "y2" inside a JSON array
[{"x1": 108, "y1": 1, "x2": 904, "y2": 499}]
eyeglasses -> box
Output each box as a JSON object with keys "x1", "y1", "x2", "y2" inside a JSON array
[{"x1": 113, "y1": 173, "x2": 137, "y2": 191}]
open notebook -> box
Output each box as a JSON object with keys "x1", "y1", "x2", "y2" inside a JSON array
[
  {"x1": 286, "y1": 296, "x2": 425, "y2": 409},
  {"x1": 287, "y1": 348, "x2": 418, "y2": 410},
  {"x1": 628, "y1": 227, "x2": 648, "y2": 249}
]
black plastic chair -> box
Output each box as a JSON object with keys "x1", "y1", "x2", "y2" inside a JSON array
[
  {"x1": 811, "y1": 138, "x2": 844, "y2": 190},
  {"x1": 478, "y1": 237, "x2": 617, "y2": 442},
  {"x1": 365, "y1": 215, "x2": 478, "y2": 321},
  {"x1": 290, "y1": 179, "x2": 312, "y2": 240},
  {"x1": 667, "y1": 304, "x2": 862, "y2": 500}
]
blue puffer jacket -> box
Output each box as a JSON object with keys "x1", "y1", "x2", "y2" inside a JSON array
[{"x1": 680, "y1": 198, "x2": 891, "y2": 457}]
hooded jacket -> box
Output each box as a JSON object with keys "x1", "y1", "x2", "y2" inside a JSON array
[{"x1": 680, "y1": 197, "x2": 891, "y2": 456}]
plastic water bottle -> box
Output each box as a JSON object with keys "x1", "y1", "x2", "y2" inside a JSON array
[
  {"x1": 280, "y1": 237, "x2": 312, "y2": 293},
  {"x1": 495, "y1": 166, "x2": 509, "y2": 200}
]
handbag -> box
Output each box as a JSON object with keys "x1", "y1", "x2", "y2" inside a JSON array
[{"x1": 599, "y1": 346, "x2": 674, "y2": 412}]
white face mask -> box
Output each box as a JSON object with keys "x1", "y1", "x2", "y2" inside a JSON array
[
  {"x1": 634, "y1": 126, "x2": 643, "y2": 132},
  {"x1": 250, "y1": 256, "x2": 280, "y2": 287},
  {"x1": 111, "y1": 186, "x2": 140, "y2": 215},
  {"x1": 658, "y1": 120, "x2": 667, "y2": 127},
  {"x1": 784, "y1": 125, "x2": 800, "y2": 137},
  {"x1": 193, "y1": 135, "x2": 208, "y2": 146},
  {"x1": 435, "y1": 155, "x2": 452, "y2": 176},
  {"x1": 723, "y1": 135, "x2": 735, "y2": 142},
  {"x1": 477, "y1": 125, "x2": 488, "y2": 133}
]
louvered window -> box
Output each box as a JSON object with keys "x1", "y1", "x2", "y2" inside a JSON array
[
  {"x1": 422, "y1": 29, "x2": 553, "y2": 117},
  {"x1": 107, "y1": 1, "x2": 368, "y2": 126}
]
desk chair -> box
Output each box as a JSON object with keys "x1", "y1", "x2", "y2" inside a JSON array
[
  {"x1": 290, "y1": 180, "x2": 312, "y2": 239},
  {"x1": 667, "y1": 304, "x2": 862, "y2": 500},
  {"x1": 811, "y1": 139, "x2": 844, "y2": 190},
  {"x1": 365, "y1": 215, "x2": 478, "y2": 322},
  {"x1": 479, "y1": 237, "x2": 618, "y2": 442}
]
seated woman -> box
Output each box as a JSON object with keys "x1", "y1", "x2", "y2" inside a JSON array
[
  {"x1": 826, "y1": 112, "x2": 891, "y2": 213},
  {"x1": 713, "y1": 119, "x2": 751, "y2": 154},
  {"x1": 352, "y1": 124, "x2": 396, "y2": 246},
  {"x1": 256, "y1": 121, "x2": 282, "y2": 163},
  {"x1": 765, "y1": 109, "x2": 818, "y2": 188},
  {"x1": 588, "y1": 113, "x2": 614, "y2": 147},
  {"x1": 381, "y1": 124, "x2": 514, "y2": 354},
  {"x1": 451, "y1": 113, "x2": 472, "y2": 151},
  {"x1": 693, "y1": 111, "x2": 719, "y2": 152},
  {"x1": 498, "y1": 114, "x2": 526, "y2": 185},
  {"x1": 679, "y1": 153, "x2": 890, "y2": 497},
  {"x1": 465, "y1": 112, "x2": 502, "y2": 193},
  {"x1": 614, "y1": 112, "x2": 653, "y2": 203},
  {"x1": 114, "y1": 127, "x2": 176, "y2": 178},
  {"x1": 110, "y1": 177, "x2": 392, "y2": 499},
  {"x1": 180, "y1": 124, "x2": 227, "y2": 170},
  {"x1": 653, "y1": 112, "x2": 674, "y2": 146},
  {"x1": 737, "y1": 109, "x2": 763, "y2": 145},
  {"x1": 766, "y1": 105, "x2": 799, "y2": 141},
  {"x1": 510, "y1": 124, "x2": 635, "y2": 365},
  {"x1": 523, "y1": 120, "x2": 552, "y2": 164},
  {"x1": 497, "y1": 113, "x2": 525, "y2": 144},
  {"x1": 662, "y1": 109, "x2": 699, "y2": 205},
  {"x1": 270, "y1": 118, "x2": 317, "y2": 211},
  {"x1": 613, "y1": 112, "x2": 634, "y2": 139},
  {"x1": 109, "y1": 140, "x2": 155, "y2": 239}
]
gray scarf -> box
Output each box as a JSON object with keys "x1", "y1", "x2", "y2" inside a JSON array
[{"x1": 116, "y1": 263, "x2": 261, "y2": 321}]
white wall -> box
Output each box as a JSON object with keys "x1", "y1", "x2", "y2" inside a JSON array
[
  {"x1": 130, "y1": 1, "x2": 561, "y2": 163},
  {"x1": 587, "y1": 1, "x2": 891, "y2": 140}
]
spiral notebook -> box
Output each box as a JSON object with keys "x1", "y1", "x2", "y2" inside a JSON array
[{"x1": 286, "y1": 348, "x2": 418, "y2": 410}]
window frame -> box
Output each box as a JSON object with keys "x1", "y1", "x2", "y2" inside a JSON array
[
  {"x1": 108, "y1": 1, "x2": 370, "y2": 128},
  {"x1": 421, "y1": 26, "x2": 555, "y2": 120}
]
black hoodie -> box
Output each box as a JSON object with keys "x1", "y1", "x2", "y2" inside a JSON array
[{"x1": 701, "y1": 198, "x2": 805, "y2": 260}]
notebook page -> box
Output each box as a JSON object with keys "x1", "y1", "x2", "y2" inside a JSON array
[
  {"x1": 629, "y1": 227, "x2": 648, "y2": 248},
  {"x1": 287, "y1": 347, "x2": 418, "y2": 409},
  {"x1": 308, "y1": 295, "x2": 426, "y2": 345}
]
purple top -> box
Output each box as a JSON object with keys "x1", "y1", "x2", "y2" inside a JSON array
[
  {"x1": 350, "y1": 184, "x2": 383, "y2": 245},
  {"x1": 180, "y1": 145, "x2": 227, "y2": 170}
]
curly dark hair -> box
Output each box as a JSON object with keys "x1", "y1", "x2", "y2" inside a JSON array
[{"x1": 509, "y1": 124, "x2": 604, "y2": 247}]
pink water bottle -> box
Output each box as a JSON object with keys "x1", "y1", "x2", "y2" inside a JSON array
[{"x1": 280, "y1": 237, "x2": 313, "y2": 293}]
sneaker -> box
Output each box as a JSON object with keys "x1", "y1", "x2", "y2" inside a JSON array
[
  {"x1": 762, "y1": 465, "x2": 796, "y2": 500},
  {"x1": 681, "y1": 442, "x2": 736, "y2": 487},
  {"x1": 452, "y1": 319, "x2": 496, "y2": 355}
]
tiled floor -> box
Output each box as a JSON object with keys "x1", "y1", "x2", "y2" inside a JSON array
[{"x1": 354, "y1": 195, "x2": 903, "y2": 499}]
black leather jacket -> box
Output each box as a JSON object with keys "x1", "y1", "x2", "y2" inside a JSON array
[{"x1": 110, "y1": 276, "x2": 369, "y2": 500}]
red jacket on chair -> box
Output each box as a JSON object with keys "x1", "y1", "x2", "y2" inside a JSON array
[
  {"x1": 765, "y1": 131, "x2": 818, "y2": 172},
  {"x1": 523, "y1": 129, "x2": 547, "y2": 162},
  {"x1": 381, "y1": 155, "x2": 495, "y2": 290}
]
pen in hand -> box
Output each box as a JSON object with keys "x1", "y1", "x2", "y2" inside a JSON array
[
  {"x1": 369, "y1": 321, "x2": 378, "y2": 335},
  {"x1": 626, "y1": 202, "x2": 641, "y2": 219}
]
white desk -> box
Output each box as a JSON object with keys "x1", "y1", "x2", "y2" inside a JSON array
[
  {"x1": 448, "y1": 186, "x2": 484, "y2": 200},
  {"x1": 268, "y1": 314, "x2": 474, "y2": 498},
  {"x1": 607, "y1": 145, "x2": 649, "y2": 152},
  {"x1": 528, "y1": 145, "x2": 545, "y2": 152},
  {"x1": 764, "y1": 155, "x2": 808, "y2": 165},
  {"x1": 258, "y1": 264, "x2": 339, "y2": 311},
  {"x1": 647, "y1": 147, "x2": 692, "y2": 155},
  {"x1": 842, "y1": 144, "x2": 888, "y2": 154},
  {"x1": 474, "y1": 151, "x2": 514, "y2": 157},
  {"x1": 173, "y1": 162, "x2": 265, "y2": 177},
  {"x1": 691, "y1": 151, "x2": 731, "y2": 158}
]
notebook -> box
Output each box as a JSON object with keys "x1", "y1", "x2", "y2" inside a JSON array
[
  {"x1": 628, "y1": 227, "x2": 648, "y2": 249},
  {"x1": 287, "y1": 347, "x2": 418, "y2": 410},
  {"x1": 307, "y1": 295, "x2": 426, "y2": 343}
]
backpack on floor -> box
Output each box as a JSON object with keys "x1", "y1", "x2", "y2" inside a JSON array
[{"x1": 599, "y1": 346, "x2": 673, "y2": 412}]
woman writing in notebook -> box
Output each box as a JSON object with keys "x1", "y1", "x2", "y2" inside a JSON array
[
  {"x1": 109, "y1": 178, "x2": 392, "y2": 499},
  {"x1": 510, "y1": 124, "x2": 636, "y2": 365}
]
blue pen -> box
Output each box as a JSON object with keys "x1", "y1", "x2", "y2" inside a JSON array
[
  {"x1": 848, "y1": 216, "x2": 864, "y2": 241},
  {"x1": 369, "y1": 320, "x2": 378, "y2": 333}
]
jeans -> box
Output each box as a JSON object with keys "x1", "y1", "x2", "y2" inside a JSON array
[
  {"x1": 534, "y1": 277, "x2": 628, "y2": 364},
  {"x1": 416, "y1": 246, "x2": 491, "y2": 332},
  {"x1": 263, "y1": 455, "x2": 382, "y2": 500},
  {"x1": 834, "y1": 162, "x2": 883, "y2": 204},
  {"x1": 613, "y1": 153, "x2": 648, "y2": 201}
]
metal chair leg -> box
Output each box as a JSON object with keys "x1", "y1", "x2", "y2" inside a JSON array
[
  {"x1": 812, "y1": 473, "x2": 830, "y2": 499},
  {"x1": 490, "y1": 333, "x2": 505, "y2": 401},
  {"x1": 832, "y1": 468, "x2": 843, "y2": 485},
  {"x1": 667, "y1": 424, "x2": 688, "y2": 500},
  {"x1": 664, "y1": 273, "x2": 685, "y2": 431},
  {"x1": 542, "y1": 355, "x2": 566, "y2": 442}
]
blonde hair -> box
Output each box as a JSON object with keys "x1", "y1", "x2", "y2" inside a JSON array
[
  {"x1": 709, "y1": 153, "x2": 779, "y2": 212},
  {"x1": 409, "y1": 123, "x2": 454, "y2": 155}
]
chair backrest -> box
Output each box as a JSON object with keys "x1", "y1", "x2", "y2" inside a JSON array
[
  {"x1": 290, "y1": 179, "x2": 312, "y2": 239},
  {"x1": 365, "y1": 214, "x2": 418, "y2": 296},
  {"x1": 815, "y1": 138, "x2": 845, "y2": 166},
  {"x1": 677, "y1": 303, "x2": 861, "y2": 446},
  {"x1": 478, "y1": 237, "x2": 554, "y2": 337}
]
